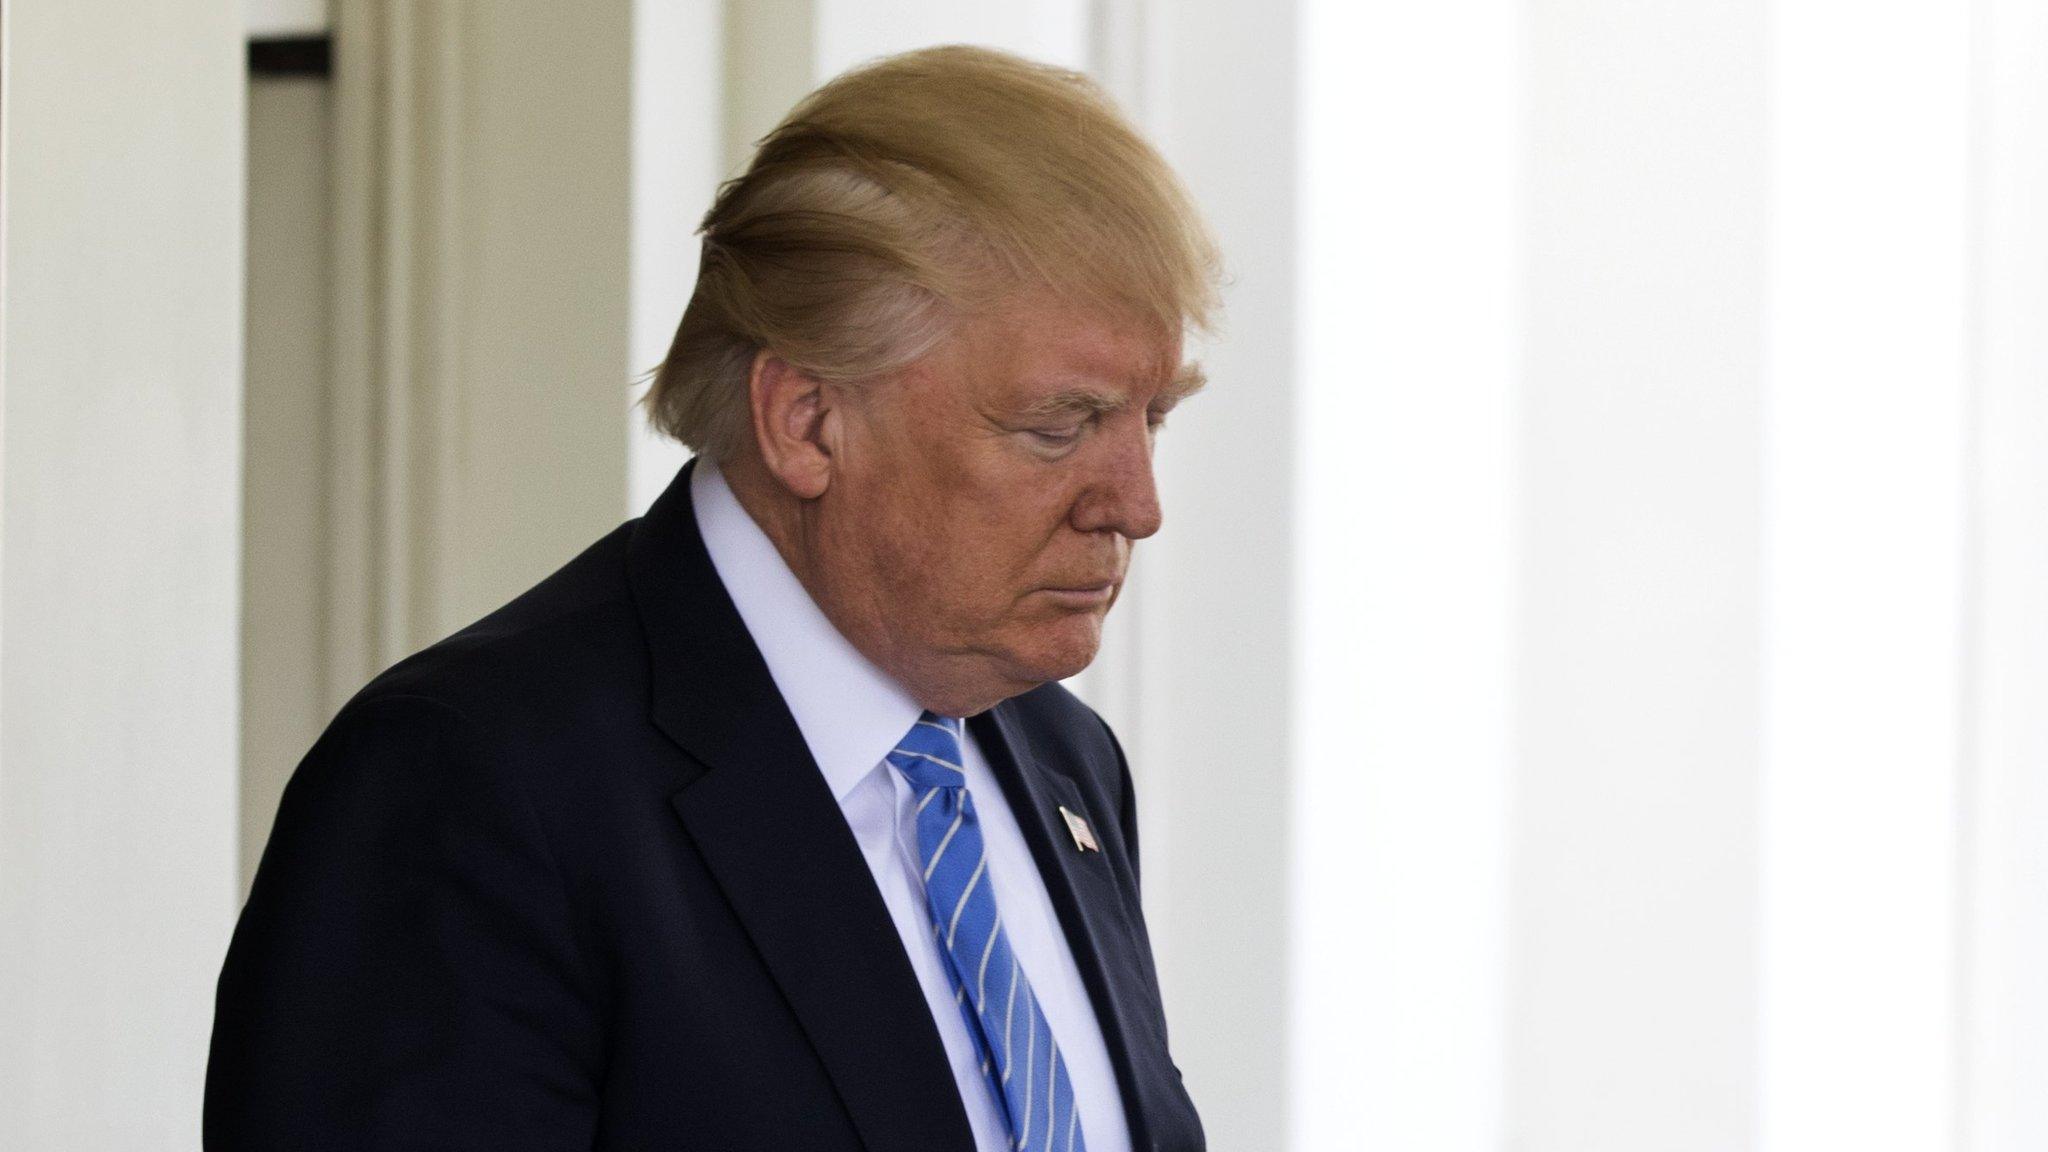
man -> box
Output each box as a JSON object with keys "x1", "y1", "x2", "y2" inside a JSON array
[{"x1": 206, "y1": 44, "x2": 1219, "y2": 1152}]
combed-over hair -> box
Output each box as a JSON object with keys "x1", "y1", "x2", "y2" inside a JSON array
[{"x1": 639, "y1": 43, "x2": 1224, "y2": 461}]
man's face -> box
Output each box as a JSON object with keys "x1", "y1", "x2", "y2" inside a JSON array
[{"x1": 809, "y1": 294, "x2": 1198, "y2": 713}]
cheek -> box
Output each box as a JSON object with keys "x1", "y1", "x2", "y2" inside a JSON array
[
  {"x1": 915, "y1": 511, "x2": 1029, "y2": 616},
  {"x1": 843, "y1": 484, "x2": 994, "y2": 625},
  {"x1": 846, "y1": 444, "x2": 1082, "y2": 627},
  {"x1": 890, "y1": 505, "x2": 1060, "y2": 633}
]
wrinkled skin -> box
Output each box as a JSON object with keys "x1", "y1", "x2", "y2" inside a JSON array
[{"x1": 722, "y1": 293, "x2": 1201, "y2": 718}]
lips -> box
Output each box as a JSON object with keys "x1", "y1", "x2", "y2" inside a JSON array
[
  {"x1": 1036, "y1": 581, "x2": 1118, "y2": 608},
  {"x1": 1040, "y1": 573, "x2": 1120, "y2": 594}
]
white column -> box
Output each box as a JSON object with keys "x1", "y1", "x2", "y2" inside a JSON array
[
  {"x1": 434, "y1": 2, "x2": 635, "y2": 628},
  {"x1": 810, "y1": 0, "x2": 1088, "y2": 77},
  {"x1": 1961, "y1": 0, "x2": 2048, "y2": 1148},
  {"x1": 1293, "y1": 1, "x2": 1518, "y2": 1149},
  {"x1": 316, "y1": 0, "x2": 669, "y2": 684},
  {"x1": 1513, "y1": 2, "x2": 1768, "y2": 1149},
  {"x1": 629, "y1": 0, "x2": 725, "y2": 514},
  {"x1": 720, "y1": 0, "x2": 815, "y2": 178},
  {"x1": 1761, "y1": 2, "x2": 1973, "y2": 1150},
  {"x1": 0, "y1": 1, "x2": 245, "y2": 1146}
]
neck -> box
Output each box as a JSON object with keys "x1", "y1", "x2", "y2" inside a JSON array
[{"x1": 716, "y1": 449, "x2": 810, "y2": 577}]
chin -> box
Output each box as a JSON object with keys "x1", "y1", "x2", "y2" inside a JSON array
[{"x1": 1005, "y1": 615, "x2": 1104, "y2": 686}]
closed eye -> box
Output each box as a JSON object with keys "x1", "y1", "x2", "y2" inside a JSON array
[{"x1": 1029, "y1": 425, "x2": 1085, "y2": 447}]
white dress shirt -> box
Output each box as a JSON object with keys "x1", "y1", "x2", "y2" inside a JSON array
[{"x1": 690, "y1": 459, "x2": 1133, "y2": 1152}]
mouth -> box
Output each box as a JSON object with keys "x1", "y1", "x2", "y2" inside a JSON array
[{"x1": 1037, "y1": 581, "x2": 1118, "y2": 609}]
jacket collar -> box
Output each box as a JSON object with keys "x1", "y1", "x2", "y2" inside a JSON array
[
  {"x1": 972, "y1": 705, "x2": 1173, "y2": 1152},
  {"x1": 686, "y1": 456, "x2": 925, "y2": 803},
  {"x1": 629, "y1": 455, "x2": 976, "y2": 1149}
]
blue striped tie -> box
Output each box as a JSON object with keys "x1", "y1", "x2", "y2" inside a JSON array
[{"x1": 887, "y1": 712, "x2": 1087, "y2": 1152}]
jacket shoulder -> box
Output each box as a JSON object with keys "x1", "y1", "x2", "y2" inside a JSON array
[{"x1": 342, "y1": 519, "x2": 648, "y2": 746}]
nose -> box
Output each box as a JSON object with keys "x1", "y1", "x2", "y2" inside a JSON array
[{"x1": 1070, "y1": 416, "x2": 1163, "y2": 540}]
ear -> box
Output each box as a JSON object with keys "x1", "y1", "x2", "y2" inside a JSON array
[{"x1": 746, "y1": 349, "x2": 836, "y2": 500}]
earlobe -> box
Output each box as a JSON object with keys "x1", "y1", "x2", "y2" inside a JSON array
[{"x1": 747, "y1": 350, "x2": 834, "y2": 500}]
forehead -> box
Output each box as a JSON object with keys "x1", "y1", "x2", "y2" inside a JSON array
[{"x1": 959, "y1": 296, "x2": 1185, "y2": 399}]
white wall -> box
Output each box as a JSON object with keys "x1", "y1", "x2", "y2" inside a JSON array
[{"x1": 0, "y1": 1, "x2": 246, "y2": 1147}]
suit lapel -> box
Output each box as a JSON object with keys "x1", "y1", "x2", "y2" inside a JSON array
[
  {"x1": 972, "y1": 703, "x2": 1167, "y2": 1151},
  {"x1": 629, "y1": 458, "x2": 975, "y2": 1152}
]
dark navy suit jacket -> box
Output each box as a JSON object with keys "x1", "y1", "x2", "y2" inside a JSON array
[{"x1": 204, "y1": 456, "x2": 1205, "y2": 1151}]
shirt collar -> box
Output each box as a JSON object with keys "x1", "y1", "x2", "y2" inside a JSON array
[{"x1": 689, "y1": 456, "x2": 925, "y2": 802}]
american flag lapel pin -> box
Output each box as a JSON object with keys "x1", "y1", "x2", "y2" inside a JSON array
[{"x1": 1058, "y1": 805, "x2": 1100, "y2": 853}]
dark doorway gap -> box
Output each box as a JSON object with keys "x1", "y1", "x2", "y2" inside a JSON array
[{"x1": 249, "y1": 36, "x2": 331, "y2": 79}]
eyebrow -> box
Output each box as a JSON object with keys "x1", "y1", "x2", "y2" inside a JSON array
[{"x1": 1016, "y1": 363, "x2": 1209, "y2": 421}]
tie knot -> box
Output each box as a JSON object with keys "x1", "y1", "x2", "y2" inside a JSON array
[{"x1": 886, "y1": 711, "x2": 967, "y2": 792}]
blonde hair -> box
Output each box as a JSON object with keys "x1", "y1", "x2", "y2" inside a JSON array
[{"x1": 640, "y1": 44, "x2": 1223, "y2": 461}]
